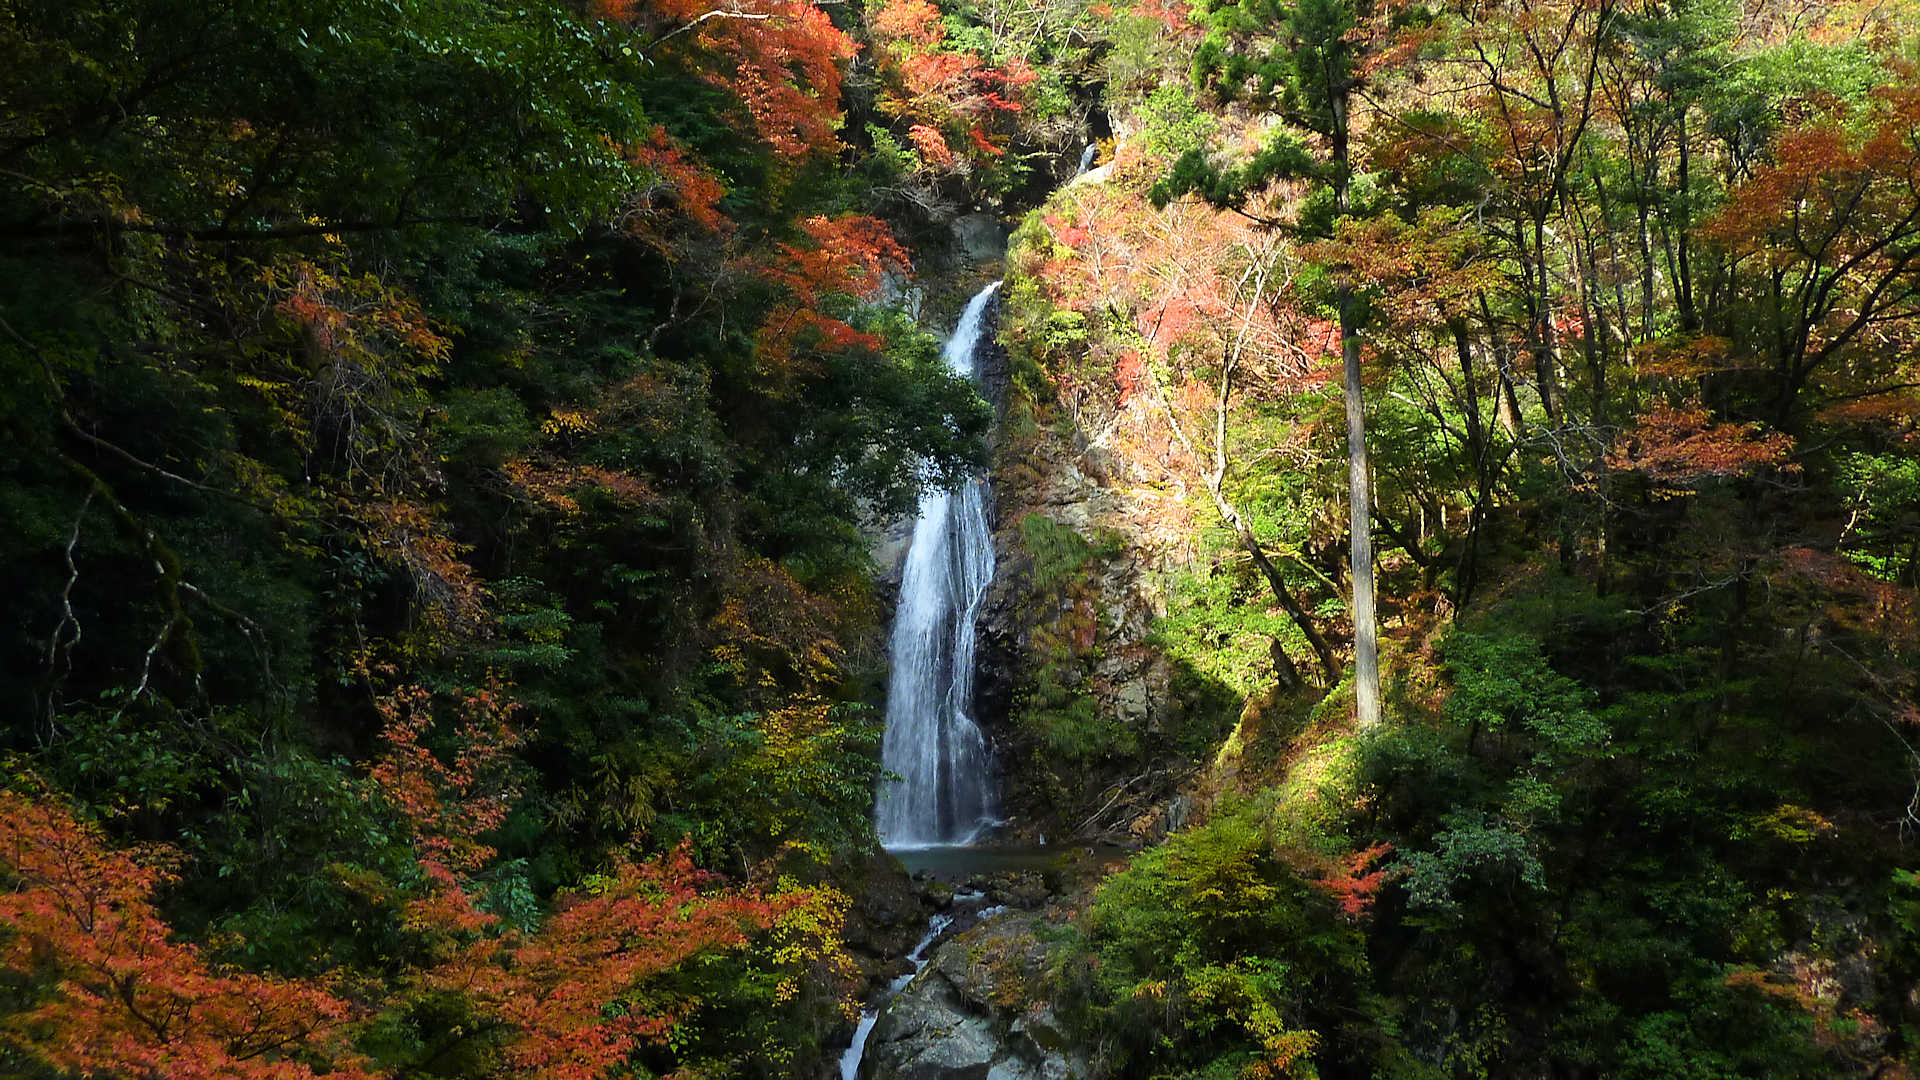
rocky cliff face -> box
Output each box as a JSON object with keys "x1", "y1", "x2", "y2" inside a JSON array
[{"x1": 970, "y1": 306, "x2": 1227, "y2": 846}]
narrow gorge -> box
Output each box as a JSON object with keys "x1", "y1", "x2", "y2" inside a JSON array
[{"x1": 5, "y1": 1, "x2": 1917, "y2": 1078}]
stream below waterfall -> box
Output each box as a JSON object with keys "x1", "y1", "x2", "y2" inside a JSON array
[{"x1": 838, "y1": 911, "x2": 953, "y2": 1080}]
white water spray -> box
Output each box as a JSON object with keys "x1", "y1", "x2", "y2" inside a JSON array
[{"x1": 874, "y1": 281, "x2": 1002, "y2": 849}]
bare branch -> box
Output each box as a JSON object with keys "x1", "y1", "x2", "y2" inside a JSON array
[{"x1": 642, "y1": 8, "x2": 772, "y2": 54}]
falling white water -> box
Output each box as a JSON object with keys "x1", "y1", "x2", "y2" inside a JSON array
[
  {"x1": 1074, "y1": 143, "x2": 1097, "y2": 176},
  {"x1": 875, "y1": 281, "x2": 1001, "y2": 849}
]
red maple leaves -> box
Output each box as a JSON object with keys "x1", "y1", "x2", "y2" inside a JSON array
[
  {"x1": 621, "y1": 126, "x2": 730, "y2": 246},
  {"x1": 398, "y1": 842, "x2": 786, "y2": 1080},
  {"x1": 372, "y1": 681, "x2": 525, "y2": 878},
  {"x1": 1609, "y1": 401, "x2": 1797, "y2": 486},
  {"x1": 1318, "y1": 842, "x2": 1394, "y2": 920},
  {"x1": 0, "y1": 790, "x2": 371, "y2": 1080},
  {"x1": 754, "y1": 214, "x2": 912, "y2": 373},
  {"x1": 867, "y1": 0, "x2": 1036, "y2": 170},
  {"x1": 0, "y1": 680, "x2": 801, "y2": 1080},
  {"x1": 600, "y1": 0, "x2": 857, "y2": 159}
]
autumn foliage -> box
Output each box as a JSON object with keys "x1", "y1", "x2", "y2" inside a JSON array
[
  {"x1": 362, "y1": 682, "x2": 803, "y2": 1078},
  {"x1": 397, "y1": 844, "x2": 790, "y2": 1080},
  {"x1": 866, "y1": 0, "x2": 1039, "y2": 172},
  {"x1": 753, "y1": 214, "x2": 912, "y2": 374},
  {"x1": 0, "y1": 790, "x2": 370, "y2": 1079},
  {"x1": 1317, "y1": 842, "x2": 1394, "y2": 920},
  {"x1": 599, "y1": 0, "x2": 856, "y2": 158},
  {"x1": 0, "y1": 681, "x2": 818, "y2": 1080},
  {"x1": 1608, "y1": 401, "x2": 1797, "y2": 488}
]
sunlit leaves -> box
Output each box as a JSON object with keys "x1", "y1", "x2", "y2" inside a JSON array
[
  {"x1": 601, "y1": 0, "x2": 856, "y2": 158},
  {"x1": 1608, "y1": 400, "x2": 1796, "y2": 488},
  {"x1": 865, "y1": 0, "x2": 1042, "y2": 177}
]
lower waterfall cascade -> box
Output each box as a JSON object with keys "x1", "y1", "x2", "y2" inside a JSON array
[{"x1": 873, "y1": 280, "x2": 1002, "y2": 849}]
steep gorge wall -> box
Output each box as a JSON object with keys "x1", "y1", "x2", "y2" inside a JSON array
[{"x1": 968, "y1": 206, "x2": 1254, "y2": 846}]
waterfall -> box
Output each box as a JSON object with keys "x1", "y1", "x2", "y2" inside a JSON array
[
  {"x1": 1074, "y1": 143, "x2": 1097, "y2": 177},
  {"x1": 875, "y1": 281, "x2": 1001, "y2": 849}
]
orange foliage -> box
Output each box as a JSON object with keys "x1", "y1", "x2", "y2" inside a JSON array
[
  {"x1": 1815, "y1": 392, "x2": 1920, "y2": 436},
  {"x1": 363, "y1": 499, "x2": 490, "y2": 636},
  {"x1": 755, "y1": 309, "x2": 887, "y2": 377},
  {"x1": 871, "y1": 0, "x2": 945, "y2": 48},
  {"x1": 0, "y1": 790, "x2": 370, "y2": 1079},
  {"x1": 1698, "y1": 78, "x2": 1920, "y2": 400},
  {"x1": 1635, "y1": 336, "x2": 1739, "y2": 380},
  {"x1": 271, "y1": 259, "x2": 451, "y2": 366},
  {"x1": 401, "y1": 843, "x2": 788, "y2": 1080},
  {"x1": 1318, "y1": 842, "x2": 1394, "y2": 919},
  {"x1": 1044, "y1": 212, "x2": 1090, "y2": 250},
  {"x1": 871, "y1": 19, "x2": 1036, "y2": 124},
  {"x1": 1309, "y1": 210, "x2": 1497, "y2": 334},
  {"x1": 503, "y1": 459, "x2": 658, "y2": 515},
  {"x1": 1773, "y1": 546, "x2": 1918, "y2": 641},
  {"x1": 1724, "y1": 962, "x2": 1892, "y2": 1057},
  {"x1": 371, "y1": 681, "x2": 525, "y2": 876},
  {"x1": 1115, "y1": 348, "x2": 1145, "y2": 404},
  {"x1": 364, "y1": 681, "x2": 797, "y2": 1078},
  {"x1": 907, "y1": 123, "x2": 956, "y2": 169},
  {"x1": 1700, "y1": 80, "x2": 1920, "y2": 261},
  {"x1": 0, "y1": 688, "x2": 812, "y2": 1080},
  {"x1": 621, "y1": 126, "x2": 729, "y2": 245},
  {"x1": 754, "y1": 215, "x2": 907, "y2": 374},
  {"x1": 767, "y1": 214, "x2": 912, "y2": 304},
  {"x1": 1608, "y1": 401, "x2": 1797, "y2": 486},
  {"x1": 966, "y1": 125, "x2": 1006, "y2": 156},
  {"x1": 1128, "y1": 0, "x2": 1204, "y2": 37},
  {"x1": 869, "y1": 0, "x2": 1036, "y2": 167},
  {"x1": 603, "y1": 0, "x2": 856, "y2": 159},
  {"x1": 709, "y1": 557, "x2": 849, "y2": 695}
]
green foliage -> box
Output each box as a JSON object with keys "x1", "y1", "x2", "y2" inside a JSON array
[
  {"x1": 0, "y1": 0, "x2": 1010, "y2": 1071},
  {"x1": 1009, "y1": 515, "x2": 1139, "y2": 767},
  {"x1": 8, "y1": 0, "x2": 1920, "y2": 1074},
  {"x1": 1137, "y1": 83, "x2": 1220, "y2": 159},
  {"x1": 1398, "y1": 810, "x2": 1545, "y2": 912},
  {"x1": 1438, "y1": 629, "x2": 1606, "y2": 764},
  {"x1": 1149, "y1": 129, "x2": 1318, "y2": 211},
  {"x1": 1080, "y1": 805, "x2": 1379, "y2": 1075},
  {"x1": 1019, "y1": 513, "x2": 1124, "y2": 589},
  {"x1": 1835, "y1": 451, "x2": 1920, "y2": 584},
  {"x1": 1154, "y1": 554, "x2": 1299, "y2": 699},
  {"x1": 1612, "y1": 978, "x2": 1828, "y2": 1080}
]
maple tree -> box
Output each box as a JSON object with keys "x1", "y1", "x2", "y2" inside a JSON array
[
  {"x1": 1701, "y1": 77, "x2": 1920, "y2": 427},
  {"x1": 598, "y1": 0, "x2": 857, "y2": 160},
  {"x1": 7, "y1": 0, "x2": 1920, "y2": 1075},
  {"x1": 0, "y1": 789, "x2": 370, "y2": 1079}
]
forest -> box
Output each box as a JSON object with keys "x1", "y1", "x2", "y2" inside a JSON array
[{"x1": 1, "y1": 0, "x2": 1917, "y2": 1077}]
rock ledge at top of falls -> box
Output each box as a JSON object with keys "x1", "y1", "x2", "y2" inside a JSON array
[{"x1": 858, "y1": 911, "x2": 1087, "y2": 1080}]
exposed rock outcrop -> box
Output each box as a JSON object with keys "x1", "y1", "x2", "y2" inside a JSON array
[
  {"x1": 841, "y1": 853, "x2": 936, "y2": 996},
  {"x1": 859, "y1": 913, "x2": 1087, "y2": 1080},
  {"x1": 973, "y1": 381, "x2": 1223, "y2": 843}
]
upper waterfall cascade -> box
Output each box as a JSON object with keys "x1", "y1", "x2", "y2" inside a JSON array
[{"x1": 874, "y1": 281, "x2": 1002, "y2": 849}]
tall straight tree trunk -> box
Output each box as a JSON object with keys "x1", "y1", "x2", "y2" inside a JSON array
[
  {"x1": 1331, "y1": 88, "x2": 1381, "y2": 729},
  {"x1": 1341, "y1": 289, "x2": 1380, "y2": 727}
]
